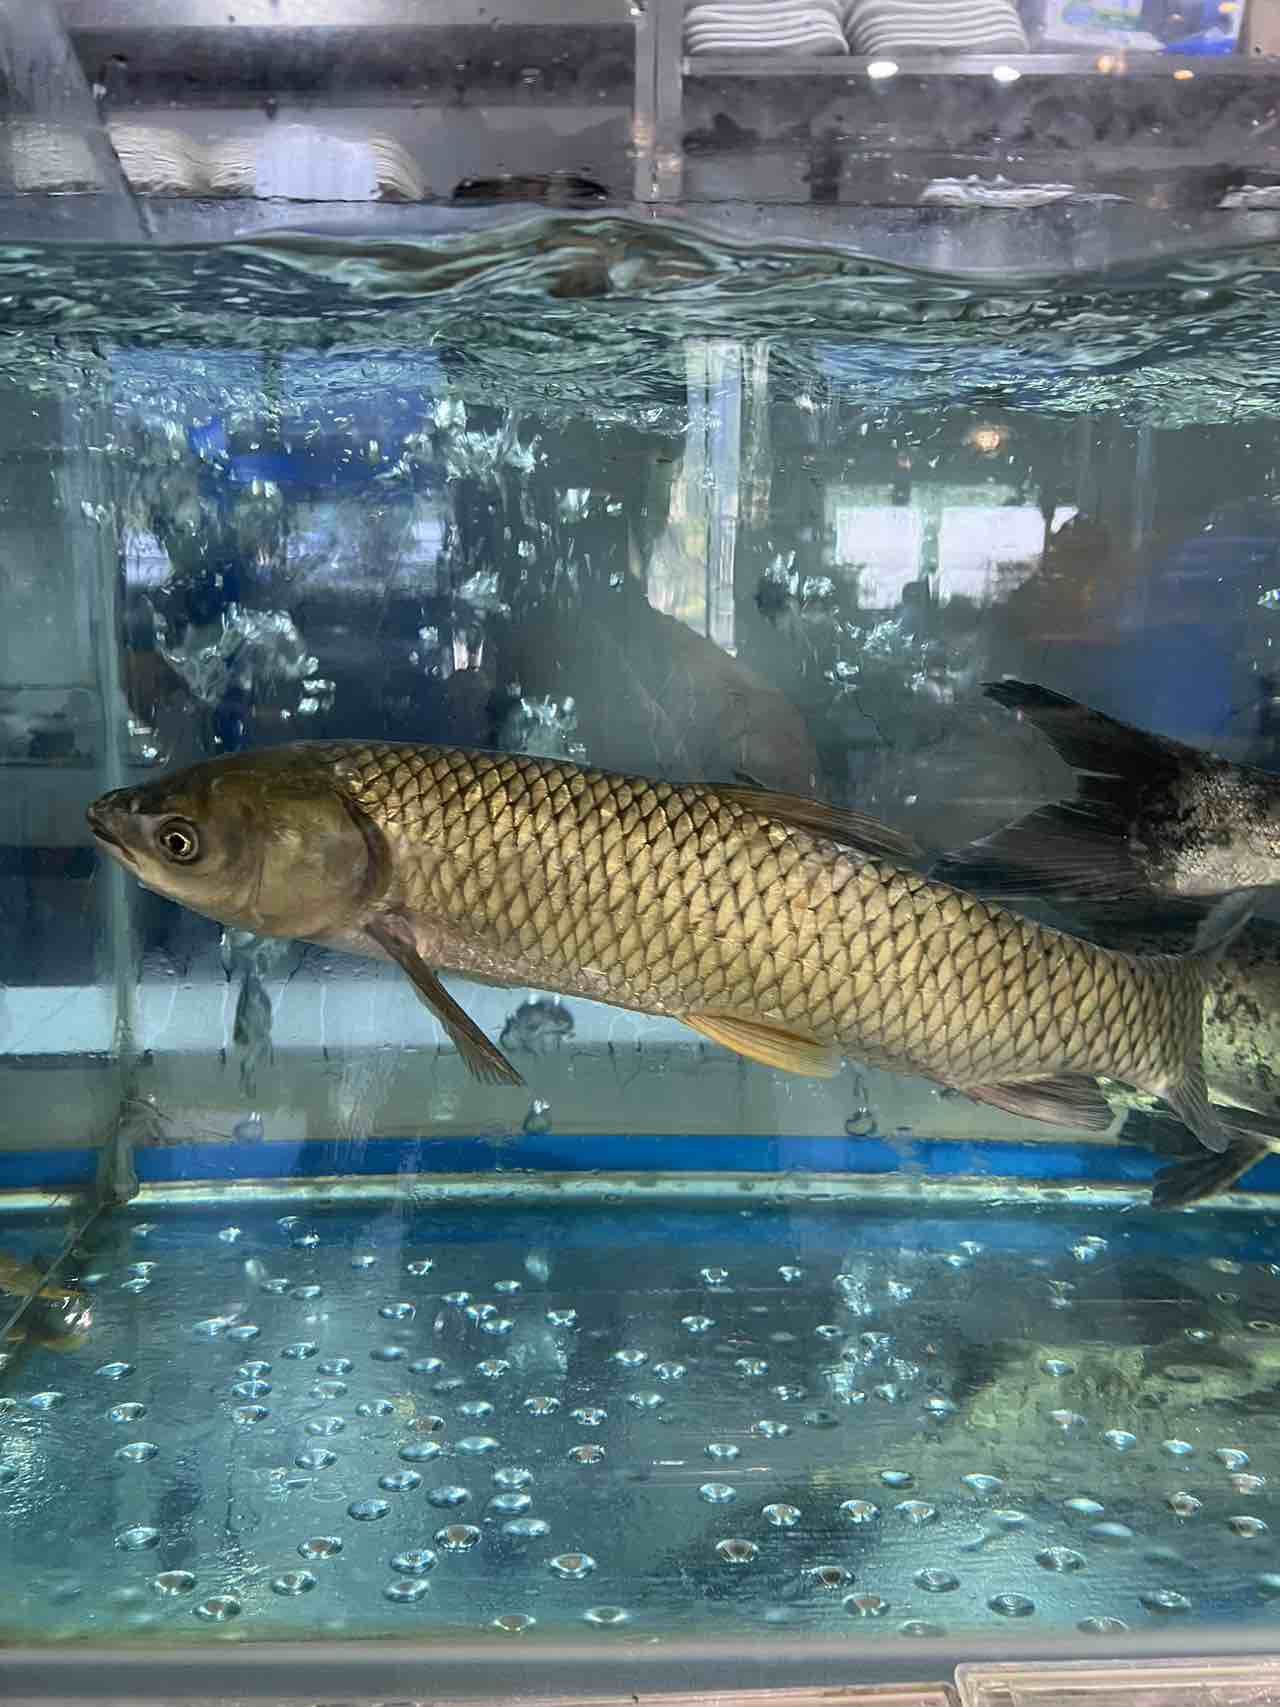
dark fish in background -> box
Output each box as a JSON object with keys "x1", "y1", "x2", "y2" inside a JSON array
[
  {"x1": 88, "y1": 740, "x2": 1241, "y2": 1153},
  {"x1": 932, "y1": 678, "x2": 1280, "y2": 903}
]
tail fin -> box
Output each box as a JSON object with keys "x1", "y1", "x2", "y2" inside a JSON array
[
  {"x1": 1120, "y1": 1105, "x2": 1278, "y2": 1207},
  {"x1": 1149, "y1": 895, "x2": 1256, "y2": 1157},
  {"x1": 931, "y1": 679, "x2": 1192, "y2": 901}
]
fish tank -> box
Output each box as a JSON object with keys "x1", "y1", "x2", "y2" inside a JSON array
[{"x1": 7, "y1": 2, "x2": 1280, "y2": 1704}]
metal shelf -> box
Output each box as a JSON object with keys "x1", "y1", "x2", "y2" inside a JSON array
[{"x1": 682, "y1": 50, "x2": 1280, "y2": 79}]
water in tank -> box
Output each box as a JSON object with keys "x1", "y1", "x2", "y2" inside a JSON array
[{"x1": 4, "y1": 0, "x2": 1280, "y2": 1696}]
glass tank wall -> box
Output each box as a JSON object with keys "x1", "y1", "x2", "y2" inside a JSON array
[{"x1": 4, "y1": 3, "x2": 1280, "y2": 1702}]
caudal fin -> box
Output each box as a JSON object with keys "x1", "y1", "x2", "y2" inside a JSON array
[{"x1": 931, "y1": 679, "x2": 1192, "y2": 901}]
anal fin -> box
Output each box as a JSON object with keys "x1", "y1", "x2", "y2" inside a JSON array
[
  {"x1": 365, "y1": 914, "x2": 524, "y2": 1088},
  {"x1": 685, "y1": 1012, "x2": 843, "y2": 1078},
  {"x1": 962, "y1": 1073, "x2": 1114, "y2": 1132}
]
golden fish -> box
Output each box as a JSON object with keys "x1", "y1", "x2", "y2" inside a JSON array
[{"x1": 87, "y1": 741, "x2": 1237, "y2": 1152}]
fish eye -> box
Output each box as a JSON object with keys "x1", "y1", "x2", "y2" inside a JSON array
[{"x1": 156, "y1": 818, "x2": 200, "y2": 864}]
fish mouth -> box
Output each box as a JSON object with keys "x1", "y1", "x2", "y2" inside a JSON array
[{"x1": 86, "y1": 802, "x2": 137, "y2": 866}]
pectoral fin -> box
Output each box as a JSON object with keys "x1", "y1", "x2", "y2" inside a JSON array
[
  {"x1": 685, "y1": 1012, "x2": 843, "y2": 1078},
  {"x1": 365, "y1": 915, "x2": 524, "y2": 1087}
]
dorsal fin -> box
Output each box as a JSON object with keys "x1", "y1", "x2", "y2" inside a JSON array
[{"x1": 717, "y1": 783, "x2": 922, "y2": 865}]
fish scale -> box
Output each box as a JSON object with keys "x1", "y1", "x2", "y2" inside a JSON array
[{"x1": 328, "y1": 741, "x2": 1206, "y2": 1103}]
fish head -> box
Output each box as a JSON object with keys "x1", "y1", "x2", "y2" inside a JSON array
[{"x1": 87, "y1": 750, "x2": 389, "y2": 940}]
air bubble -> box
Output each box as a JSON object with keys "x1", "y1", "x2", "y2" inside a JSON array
[
  {"x1": 1104, "y1": 1429, "x2": 1137, "y2": 1451},
  {"x1": 306, "y1": 1417, "x2": 344, "y2": 1436},
  {"x1": 1167, "y1": 1492, "x2": 1202, "y2": 1517},
  {"x1": 585, "y1": 1605, "x2": 629, "y2": 1625},
  {"x1": 571, "y1": 1407, "x2": 607, "y2": 1427},
  {"x1": 152, "y1": 1572, "x2": 195, "y2": 1596},
  {"x1": 699, "y1": 1483, "x2": 736, "y2": 1504},
  {"x1": 115, "y1": 1525, "x2": 160, "y2": 1551},
  {"x1": 1163, "y1": 1439, "x2": 1195, "y2": 1457},
  {"x1": 1079, "y1": 1616, "x2": 1129, "y2": 1634},
  {"x1": 348, "y1": 1498, "x2": 391, "y2": 1521},
  {"x1": 96, "y1": 1362, "x2": 133, "y2": 1380},
  {"x1": 379, "y1": 1471, "x2": 422, "y2": 1493},
  {"x1": 763, "y1": 1504, "x2": 801, "y2": 1527},
  {"x1": 115, "y1": 1441, "x2": 159, "y2": 1463},
  {"x1": 298, "y1": 1536, "x2": 342, "y2": 1559},
  {"x1": 549, "y1": 1551, "x2": 596, "y2": 1578},
  {"x1": 492, "y1": 1611, "x2": 534, "y2": 1631},
  {"x1": 524, "y1": 1395, "x2": 560, "y2": 1415},
  {"x1": 458, "y1": 1436, "x2": 500, "y2": 1456},
  {"x1": 407, "y1": 1259, "x2": 435, "y2": 1277},
  {"x1": 915, "y1": 1568, "x2": 959, "y2": 1592},
  {"x1": 436, "y1": 1524, "x2": 482, "y2": 1551},
  {"x1": 282, "y1": 1341, "x2": 318, "y2": 1360},
  {"x1": 391, "y1": 1549, "x2": 437, "y2": 1575},
  {"x1": 380, "y1": 1302, "x2": 416, "y2": 1321},
  {"x1": 629, "y1": 1392, "x2": 664, "y2": 1411},
  {"x1": 428, "y1": 1485, "x2": 471, "y2": 1508},
  {"x1": 735, "y1": 1358, "x2": 768, "y2": 1377},
  {"x1": 1216, "y1": 1447, "x2": 1250, "y2": 1470},
  {"x1": 547, "y1": 1309, "x2": 577, "y2": 1327},
  {"x1": 963, "y1": 1475, "x2": 1004, "y2": 1497},
  {"x1": 880, "y1": 1470, "x2": 913, "y2": 1488},
  {"x1": 490, "y1": 1492, "x2": 533, "y2": 1515},
  {"x1": 108, "y1": 1402, "x2": 146, "y2": 1424},
  {"x1": 271, "y1": 1571, "x2": 316, "y2": 1596},
  {"x1": 845, "y1": 1593, "x2": 889, "y2": 1617},
  {"x1": 840, "y1": 1500, "x2": 880, "y2": 1524},
  {"x1": 318, "y1": 1358, "x2": 353, "y2": 1376},
  {"x1": 385, "y1": 1579, "x2": 430, "y2": 1603},
  {"x1": 753, "y1": 1419, "x2": 790, "y2": 1439},
  {"x1": 1140, "y1": 1589, "x2": 1192, "y2": 1614},
  {"x1": 1089, "y1": 1522, "x2": 1134, "y2": 1543},
  {"x1": 194, "y1": 1596, "x2": 240, "y2": 1621},
  {"x1": 1037, "y1": 1547, "x2": 1085, "y2": 1572},
  {"x1": 895, "y1": 1501, "x2": 937, "y2": 1525},
  {"x1": 714, "y1": 1538, "x2": 758, "y2": 1564},
  {"x1": 503, "y1": 1517, "x2": 550, "y2": 1539},
  {"x1": 989, "y1": 1594, "x2": 1035, "y2": 1617},
  {"x1": 568, "y1": 1444, "x2": 605, "y2": 1465},
  {"x1": 706, "y1": 1442, "x2": 740, "y2": 1462},
  {"x1": 233, "y1": 1404, "x2": 269, "y2": 1425},
  {"x1": 296, "y1": 1449, "x2": 338, "y2": 1470},
  {"x1": 1229, "y1": 1515, "x2": 1269, "y2": 1537},
  {"x1": 371, "y1": 1345, "x2": 406, "y2": 1363},
  {"x1": 410, "y1": 1357, "x2": 443, "y2": 1376},
  {"x1": 655, "y1": 1362, "x2": 687, "y2": 1381},
  {"x1": 494, "y1": 1466, "x2": 535, "y2": 1489},
  {"x1": 232, "y1": 1379, "x2": 271, "y2": 1400},
  {"x1": 1063, "y1": 1498, "x2": 1104, "y2": 1518},
  {"x1": 682, "y1": 1315, "x2": 715, "y2": 1335},
  {"x1": 399, "y1": 1442, "x2": 442, "y2": 1464}
]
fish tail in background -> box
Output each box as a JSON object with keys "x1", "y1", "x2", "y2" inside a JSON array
[
  {"x1": 1121, "y1": 1104, "x2": 1280, "y2": 1207},
  {"x1": 930, "y1": 678, "x2": 1188, "y2": 899}
]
